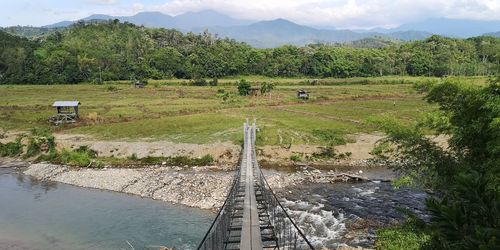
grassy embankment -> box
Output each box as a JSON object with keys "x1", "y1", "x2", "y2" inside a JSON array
[{"x1": 0, "y1": 76, "x2": 466, "y2": 147}]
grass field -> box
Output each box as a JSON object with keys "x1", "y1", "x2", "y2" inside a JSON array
[{"x1": 1, "y1": 76, "x2": 483, "y2": 145}]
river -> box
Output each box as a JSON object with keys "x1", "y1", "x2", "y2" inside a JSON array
[
  {"x1": 280, "y1": 180, "x2": 429, "y2": 249},
  {"x1": 0, "y1": 168, "x2": 214, "y2": 250}
]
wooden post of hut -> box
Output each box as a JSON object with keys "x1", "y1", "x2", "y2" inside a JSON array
[{"x1": 49, "y1": 101, "x2": 81, "y2": 125}]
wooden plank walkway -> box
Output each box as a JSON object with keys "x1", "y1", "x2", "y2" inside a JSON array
[{"x1": 240, "y1": 123, "x2": 263, "y2": 250}]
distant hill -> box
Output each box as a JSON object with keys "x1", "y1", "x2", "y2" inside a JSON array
[
  {"x1": 0, "y1": 26, "x2": 64, "y2": 38},
  {"x1": 374, "y1": 18, "x2": 500, "y2": 38},
  {"x1": 484, "y1": 31, "x2": 500, "y2": 37},
  {"x1": 9, "y1": 10, "x2": 498, "y2": 47},
  {"x1": 43, "y1": 10, "x2": 252, "y2": 31},
  {"x1": 202, "y1": 19, "x2": 431, "y2": 47}
]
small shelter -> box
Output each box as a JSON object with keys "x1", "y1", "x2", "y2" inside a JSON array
[
  {"x1": 134, "y1": 81, "x2": 145, "y2": 88},
  {"x1": 297, "y1": 89, "x2": 309, "y2": 100},
  {"x1": 49, "y1": 101, "x2": 80, "y2": 125}
]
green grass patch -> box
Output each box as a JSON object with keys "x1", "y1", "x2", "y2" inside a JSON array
[
  {"x1": 0, "y1": 77, "x2": 463, "y2": 144},
  {"x1": 376, "y1": 210, "x2": 431, "y2": 250}
]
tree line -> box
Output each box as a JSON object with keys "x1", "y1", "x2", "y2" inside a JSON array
[{"x1": 1, "y1": 20, "x2": 499, "y2": 84}]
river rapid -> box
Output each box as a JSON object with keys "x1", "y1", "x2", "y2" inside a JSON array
[{"x1": 280, "y1": 180, "x2": 429, "y2": 249}]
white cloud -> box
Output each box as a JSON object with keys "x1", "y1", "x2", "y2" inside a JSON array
[{"x1": 145, "y1": 0, "x2": 500, "y2": 28}]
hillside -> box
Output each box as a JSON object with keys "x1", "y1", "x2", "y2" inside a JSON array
[{"x1": 0, "y1": 22, "x2": 499, "y2": 84}]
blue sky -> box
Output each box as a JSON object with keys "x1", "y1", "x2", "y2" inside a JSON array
[{"x1": 1, "y1": 0, "x2": 500, "y2": 28}]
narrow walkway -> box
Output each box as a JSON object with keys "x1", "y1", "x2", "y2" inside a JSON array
[{"x1": 197, "y1": 120, "x2": 315, "y2": 250}]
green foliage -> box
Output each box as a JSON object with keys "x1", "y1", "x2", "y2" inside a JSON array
[
  {"x1": 119, "y1": 154, "x2": 214, "y2": 166},
  {"x1": 209, "y1": 78, "x2": 218, "y2": 86},
  {"x1": 1, "y1": 22, "x2": 500, "y2": 84},
  {"x1": 290, "y1": 154, "x2": 301, "y2": 162},
  {"x1": 237, "y1": 79, "x2": 251, "y2": 96},
  {"x1": 37, "y1": 146, "x2": 99, "y2": 168},
  {"x1": 106, "y1": 85, "x2": 118, "y2": 92},
  {"x1": 0, "y1": 137, "x2": 23, "y2": 157},
  {"x1": 373, "y1": 79, "x2": 500, "y2": 249},
  {"x1": 413, "y1": 78, "x2": 439, "y2": 93},
  {"x1": 425, "y1": 171, "x2": 500, "y2": 249},
  {"x1": 312, "y1": 129, "x2": 348, "y2": 146},
  {"x1": 191, "y1": 78, "x2": 208, "y2": 86},
  {"x1": 128, "y1": 153, "x2": 138, "y2": 161},
  {"x1": 260, "y1": 82, "x2": 275, "y2": 95},
  {"x1": 376, "y1": 210, "x2": 431, "y2": 250},
  {"x1": 26, "y1": 128, "x2": 55, "y2": 157}
]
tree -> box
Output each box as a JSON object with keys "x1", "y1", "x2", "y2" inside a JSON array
[
  {"x1": 373, "y1": 79, "x2": 500, "y2": 249},
  {"x1": 260, "y1": 82, "x2": 275, "y2": 98}
]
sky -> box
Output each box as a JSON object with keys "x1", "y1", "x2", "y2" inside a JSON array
[{"x1": 1, "y1": 0, "x2": 500, "y2": 29}]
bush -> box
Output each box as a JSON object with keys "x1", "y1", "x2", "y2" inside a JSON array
[
  {"x1": 312, "y1": 129, "x2": 348, "y2": 146},
  {"x1": 290, "y1": 154, "x2": 301, "y2": 162},
  {"x1": 376, "y1": 211, "x2": 431, "y2": 250},
  {"x1": 191, "y1": 78, "x2": 208, "y2": 86},
  {"x1": 128, "y1": 153, "x2": 138, "y2": 160},
  {"x1": 413, "y1": 79, "x2": 438, "y2": 93},
  {"x1": 37, "y1": 146, "x2": 98, "y2": 168},
  {"x1": 0, "y1": 139, "x2": 23, "y2": 157},
  {"x1": 237, "y1": 79, "x2": 251, "y2": 96},
  {"x1": 106, "y1": 85, "x2": 118, "y2": 92},
  {"x1": 25, "y1": 128, "x2": 56, "y2": 158},
  {"x1": 209, "y1": 78, "x2": 218, "y2": 86}
]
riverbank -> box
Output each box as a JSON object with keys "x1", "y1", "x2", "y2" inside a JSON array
[{"x1": 19, "y1": 162, "x2": 386, "y2": 211}]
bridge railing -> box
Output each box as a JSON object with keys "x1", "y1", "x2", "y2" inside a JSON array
[
  {"x1": 196, "y1": 124, "x2": 249, "y2": 250},
  {"x1": 250, "y1": 123, "x2": 316, "y2": 250}
]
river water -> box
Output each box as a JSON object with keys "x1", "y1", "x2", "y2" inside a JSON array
[
  {"x1": 281, "y1": 181, "x2": 429, "y2": 249},
  {"x1": 0, "y1": 168, "x2": 214, "y2": 250},
  {"x1": 0, "y1": 167, "x2": 428, "y2": 250}
]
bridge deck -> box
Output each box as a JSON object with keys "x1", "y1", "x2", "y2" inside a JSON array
[
  {"x1": 197, "y1": 120, "x2": 314, "y2": 250},
  {"x1": 239, "y1": 124, "x2": 263, "y2": 249}
]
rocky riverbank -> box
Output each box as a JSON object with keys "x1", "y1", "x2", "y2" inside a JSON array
[{"x1": 21, "y1": 162, "x2": 386, "y2": 211}]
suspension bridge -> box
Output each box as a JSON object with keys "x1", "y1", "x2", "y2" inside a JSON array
[{"x1": 197, "y1": 120, "x2": 315, "y2": 250}]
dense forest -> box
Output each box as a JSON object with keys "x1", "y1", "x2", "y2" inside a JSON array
[{"x1": 0, "y1": 20, "x2": 499, "y2": 84}]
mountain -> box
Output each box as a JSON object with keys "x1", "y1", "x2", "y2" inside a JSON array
[
  {"x1": 43, "y1": 21, "x2": 74, "y2": 28},
  {"x1": 483, "y1": 31, "x2": 500, "y2": 37},
  {"x1": 394, "y1": 18, "x2": 500, "y2": 38},
  {"x1": 202, "y1": 19, "x2": 430, "y2": 47},
  {"x1": 174, "y1": 10, "x2": 251, "y2": 28},
  {"x1": 31, "y1": 12, "x2": 499, "y2": 47},
  {"x1": 43, "y1": 10, "x2": 251, "y2": 31}
]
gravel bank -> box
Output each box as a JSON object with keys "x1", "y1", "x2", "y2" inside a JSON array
[
  {"x1": 23, "y1": 163, "x2": 389, "y2": 210},
  {"x1": 24, "y1": 163, "x2": 233, "y2": 210}
]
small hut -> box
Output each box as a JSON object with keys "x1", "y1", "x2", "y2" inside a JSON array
[
  {"x1": 297, "y1": 89, "x2": 309, "y2": 100},
  {"x1": 134, "y1": 81, "x2": 145, "y2": 88},
  {"x1": 49, "y1": 101, "x2": 80, "y2": 125}
]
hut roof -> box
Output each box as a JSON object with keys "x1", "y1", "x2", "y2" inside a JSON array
[{"x1": 52, "y1": 101, "x2": 80, "y2": 107}]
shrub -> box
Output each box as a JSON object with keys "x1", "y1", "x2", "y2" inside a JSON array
[
  {"x1": 312, "y1": 129, "x2": 348, "y2": 146},
  {"x1": 37, "y1": 146, "x2": 98, "y2": 168},
  {"x1": 209, "y1": 78, "x2": 218, "y2": 86},
  {"x1": 106, "y1": 85, "x2": 118, "y2": 92},
  {"x1": 191, "y1": 78, "x2": 208, "y2": 86},
  {"x1": 290, "y1": 154, "x2": 301, "y2": 162},
  {"x1": 128, "y1": 153, "x2": 138, "y2": 160},
  {"x1": 0, "y1": 139, "x2": 23, "y2": 157},
  {"x1": 376, "y1": 210, "x2": 431, "y2": 250},
  {"x1": 237, "y1": 79, "x2": 251, "y2": 96},
  {"x1": 25, "y1": 128, "x2": 56, "y2": 157},
  {"x1": 413, "y1": 79, "x2": 438, "y2": 93}
]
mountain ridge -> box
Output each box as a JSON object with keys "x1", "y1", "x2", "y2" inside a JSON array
[{"x1": 11, "y1": 10, "x2": 500, "y2": 47}]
